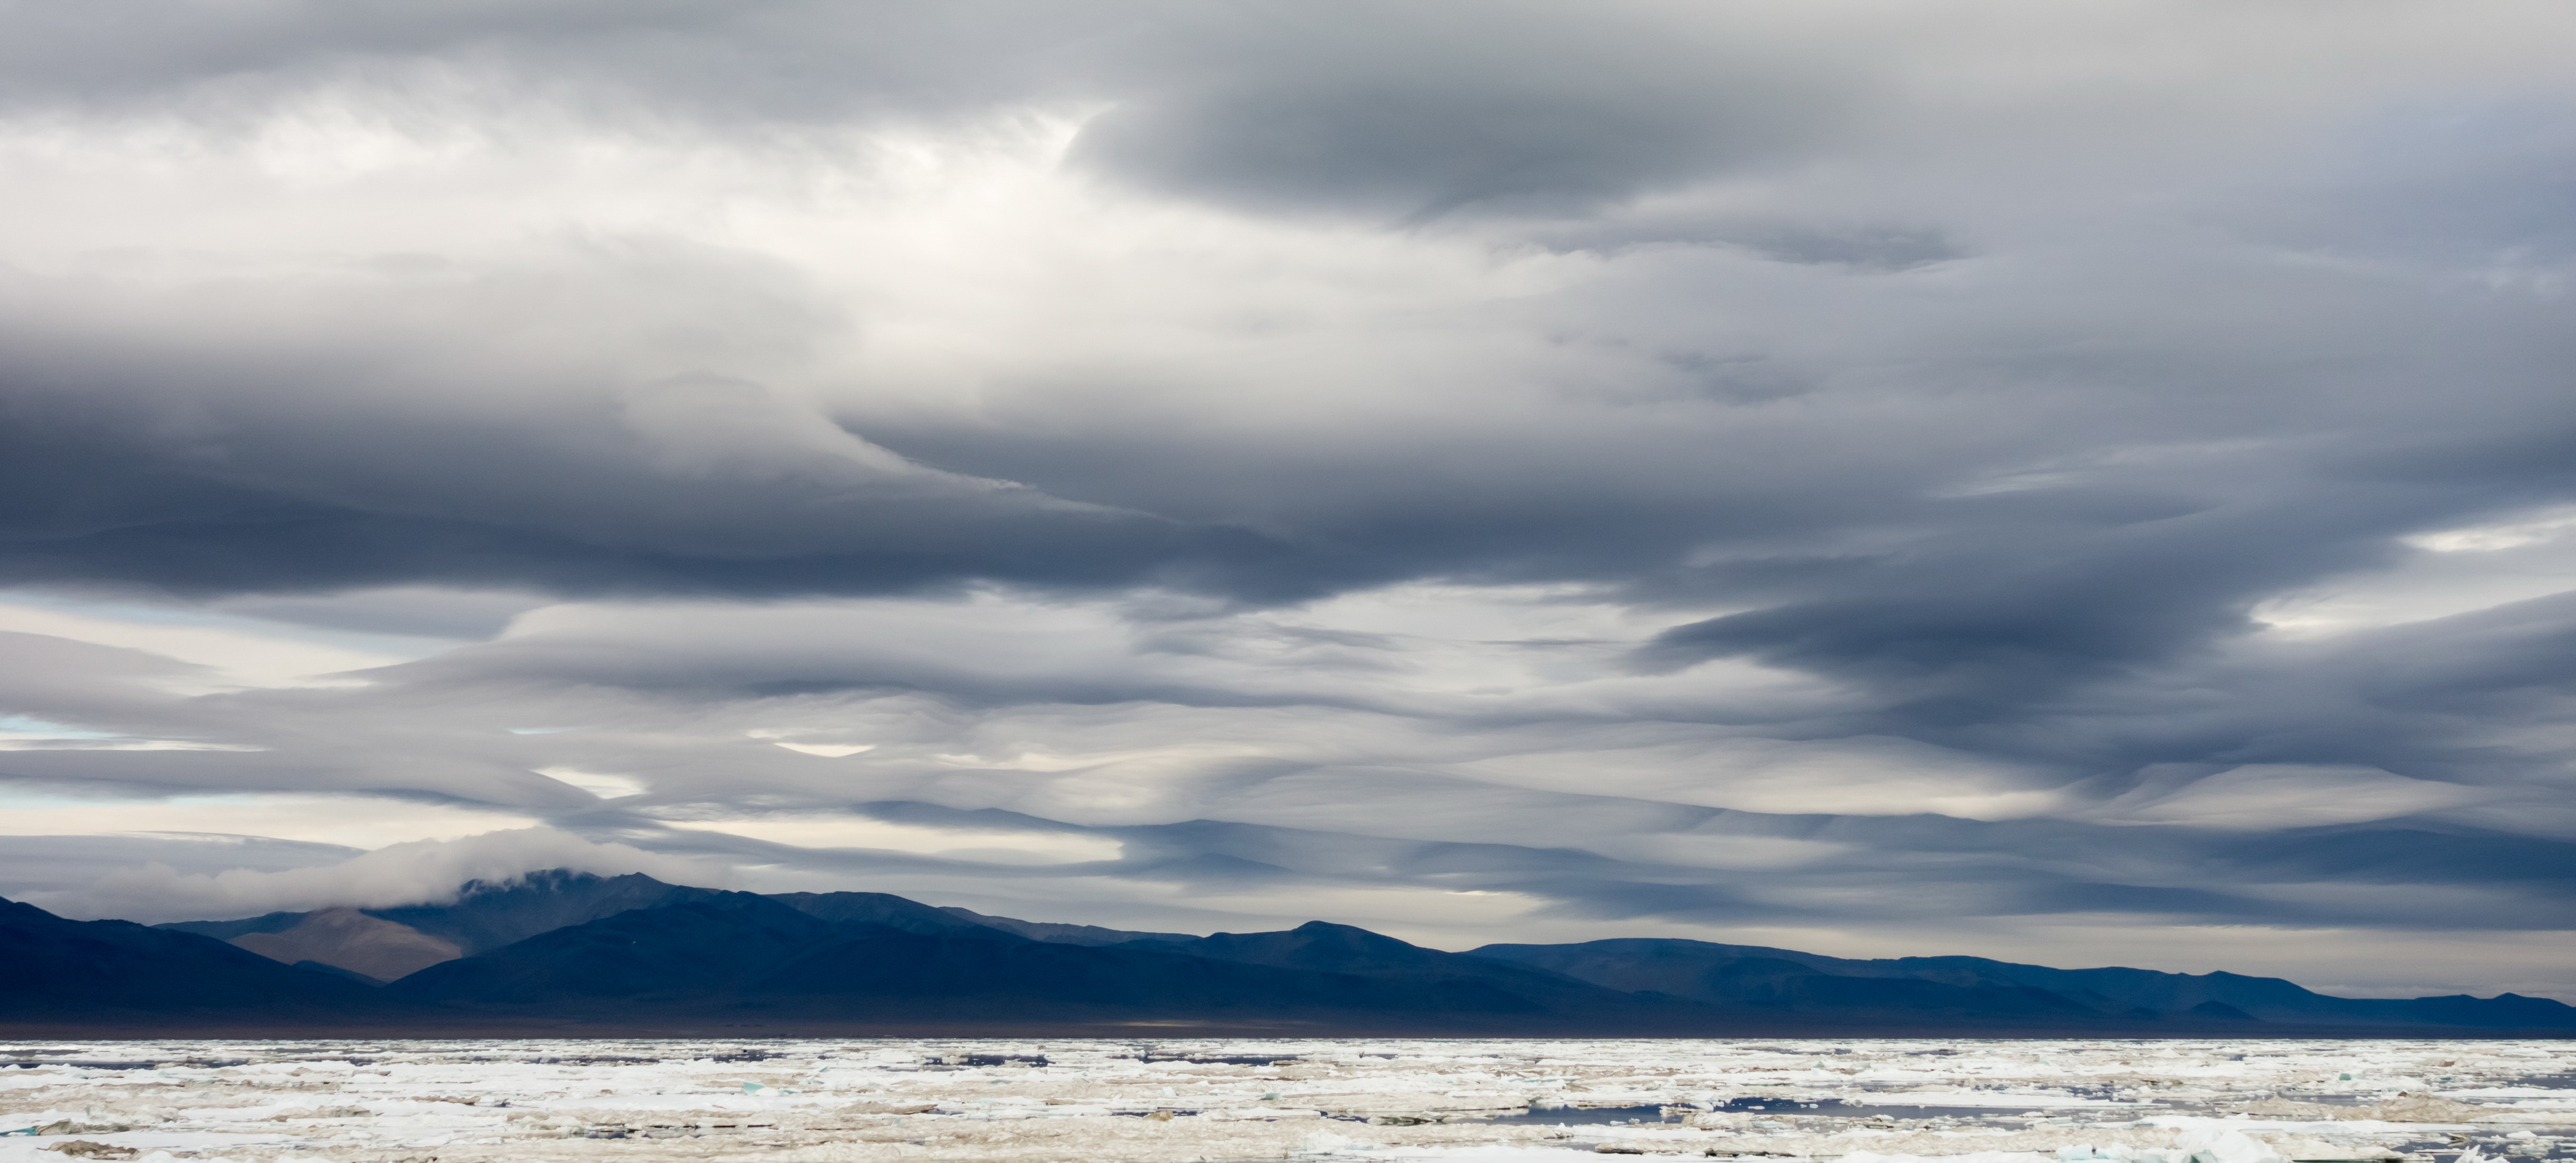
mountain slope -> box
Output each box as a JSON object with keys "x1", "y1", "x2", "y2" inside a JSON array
[
  {"x1": 1461, "y1": 939, "x2": 2129, "y2": 1024},
  {"x1": 158, "y1": 910, "x2": 313, "y2": 942},
  {"x1": 365, "y1": 870, "x2": 725, "y2": 954},
  {"x1": 767, "y1": 891, "x2": 1005, "y2": 936},
  {"x1": 384, "y1": 898, "x2": 1730, "y2": 1029},
  {"x1": 386, "y1": 892, "x2": 841, "y2": 1003},
  {"x1": 229, "y1": 908, "x2": 461, "y2": 982},
  {"x1": 1111, "y1": 922, "x2": 1688, "y2": 1018},
  {"x1": 936, "y1": 905, "x2": 1192, "y2": 946},
  {"x1": 1878, "y1": 957, "x2": 2576, "y2": 1026},
  {"x1": 775, "y1": 894, "x2": 1193, "y2": 946},
  {"x1": 744, "y1": 927, "x2": 1558, "y2": 1021},
  {"x1": 165, "y1": 876, "x2": 1166, "y2": 982},
  {"x1": 0, "y1": 896, "x2": 401, "y2": 1023},
  {"x1": 1468, "y1": 938, "x2": 2576, "y2": 1028},
  {"x1": 157, "y1": 870, "x2": 725, "y2": 981}
]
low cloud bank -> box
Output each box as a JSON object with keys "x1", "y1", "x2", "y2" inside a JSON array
[{"x1": 27, "y1": 827, "x2": 722, "y2": 923}]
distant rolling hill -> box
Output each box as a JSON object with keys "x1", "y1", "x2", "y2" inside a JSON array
[
  {"x1": 1105, "y1": 921, "x2": 1690, "y2": 1019},
  {"x1": 1464, "y1": 937, "x2": 2576, "y2": 1029},
  {"x1": 0, "y1": 868, "x2": 2556, "y2": 1035}
]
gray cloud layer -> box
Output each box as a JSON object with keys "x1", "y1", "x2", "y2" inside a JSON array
[{"x1": 3, "y1": 0, "x2": 2575, "y2": 998}]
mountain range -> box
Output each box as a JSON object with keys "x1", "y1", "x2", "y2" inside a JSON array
[{"x1": 2, "y1": 869, "x2": 2566, "y2": 1036}]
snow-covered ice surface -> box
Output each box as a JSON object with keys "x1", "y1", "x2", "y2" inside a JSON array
[{"x1": 1, "y1": 1039, "x2": 2569, "y2": 1163}]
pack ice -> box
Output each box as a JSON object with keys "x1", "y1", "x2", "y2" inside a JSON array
[{"x1": 1, "y1": 1038, "x2": 2568, "y2": 1163}]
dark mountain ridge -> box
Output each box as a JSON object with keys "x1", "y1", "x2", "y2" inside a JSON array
[
  {"x1": 1108, "y1": 921, "x2": 1683, "y2": 1017},
  {"x1": 1466, "y1": 937, "x2": 2575, "y2": 1029},
  {"x1": 0, "y1": 868, "x2": 2557, "y2": 1035},
  {"x1": 767, "y1": 890, "x2": 1011, "y2": 936},
  {"x1": 377, "y1": 892, "x2": 1735, "y2": 1031},
  {"x1": 936, "y1": 904, "x2": 1190, "y2": 946}
]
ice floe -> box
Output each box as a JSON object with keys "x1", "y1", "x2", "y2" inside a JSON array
[{"x1": 0, "y1": 1039, "x2": 2565, "y2": 1162}]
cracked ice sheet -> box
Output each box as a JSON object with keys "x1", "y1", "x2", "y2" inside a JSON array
[{"x1": 0, "y1": 1039, "x2": 2569, "y2": 1163}]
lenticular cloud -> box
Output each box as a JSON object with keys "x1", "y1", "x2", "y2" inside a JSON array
[{"x1": 35, "y1": 829, "x2": 721, "y2": 922}]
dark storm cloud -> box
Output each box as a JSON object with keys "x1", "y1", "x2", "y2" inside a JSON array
[
  {"x1": 1066, "y1": 2, "x2": 1855, "y2": 219},
  {"x1": 762, "y1": 801, "x2": 2576, "y2": 933},
  {"x1": 0, "y1": 1, "x2": 1848, "y2": 215},
  {"x1": 0, "y1": 0, "x2": 1881, "y2": 604},
  {"x1": 0, "y1": 1, "x2": 1118, "y2": 117},
  {"x1": 2, "y1": 0, "x2": 2559, "y2": 629},
  {"x1": 0, "y1": 249, "x2": 1255, "y2": 599}
]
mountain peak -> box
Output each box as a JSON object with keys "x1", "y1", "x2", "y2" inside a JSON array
[
  {"x1": 767, "y1": 890, "x2": 1007, "y2": 936},
  {"x1": 1289, "y1": 920, "x2": 1411, "y2": 941},
  {"x1": 453, "y1": 868, "x2": 666, "y2": 900}
]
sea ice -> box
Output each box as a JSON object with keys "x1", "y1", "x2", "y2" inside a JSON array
[{"x1": 0, "y1": 1038, "x2": 2564, "y2": 1162}]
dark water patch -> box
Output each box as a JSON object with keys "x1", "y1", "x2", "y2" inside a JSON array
[
  {"x1": 1477, "y1": 1104, "x2": 1681, "y2": 1126},
  {"x1": 1139, "y1": 1054, "x2": 1293, "y2": 1066},
  {"x1": 1719, "y1": 1096, "x2": 2106, "y2": 1120},
  {"x1": 944, "y1": 1054, "x2": 1050, "y2": 1068}
]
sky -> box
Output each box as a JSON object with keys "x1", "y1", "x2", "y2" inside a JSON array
[{"x1": 3, "y1": 0, "x2": 2574, "y2": 1001}]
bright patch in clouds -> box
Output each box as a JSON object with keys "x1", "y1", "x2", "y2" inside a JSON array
[
  {"x1": 772, "y1": 742, "x2": 876, "y2": 757},
  {"x1": 2406, "y1": 507, "x2": 2576, "y2": 553},
  {"x1": 2097, "y1": 766, "x2": 2499, "y2": 831},
  {"x1": 537, "y1": 767, "x2": 647, "y2": 798},
  {"x1": 0, "y1": 598, "x2": 412, "y2": 692},
  {"x1": 0, "y1": 793, "x2": 541, "y2": 850},
  {"x1": 665, "y1": 816, "x2": 1125, "y2": 866}
]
